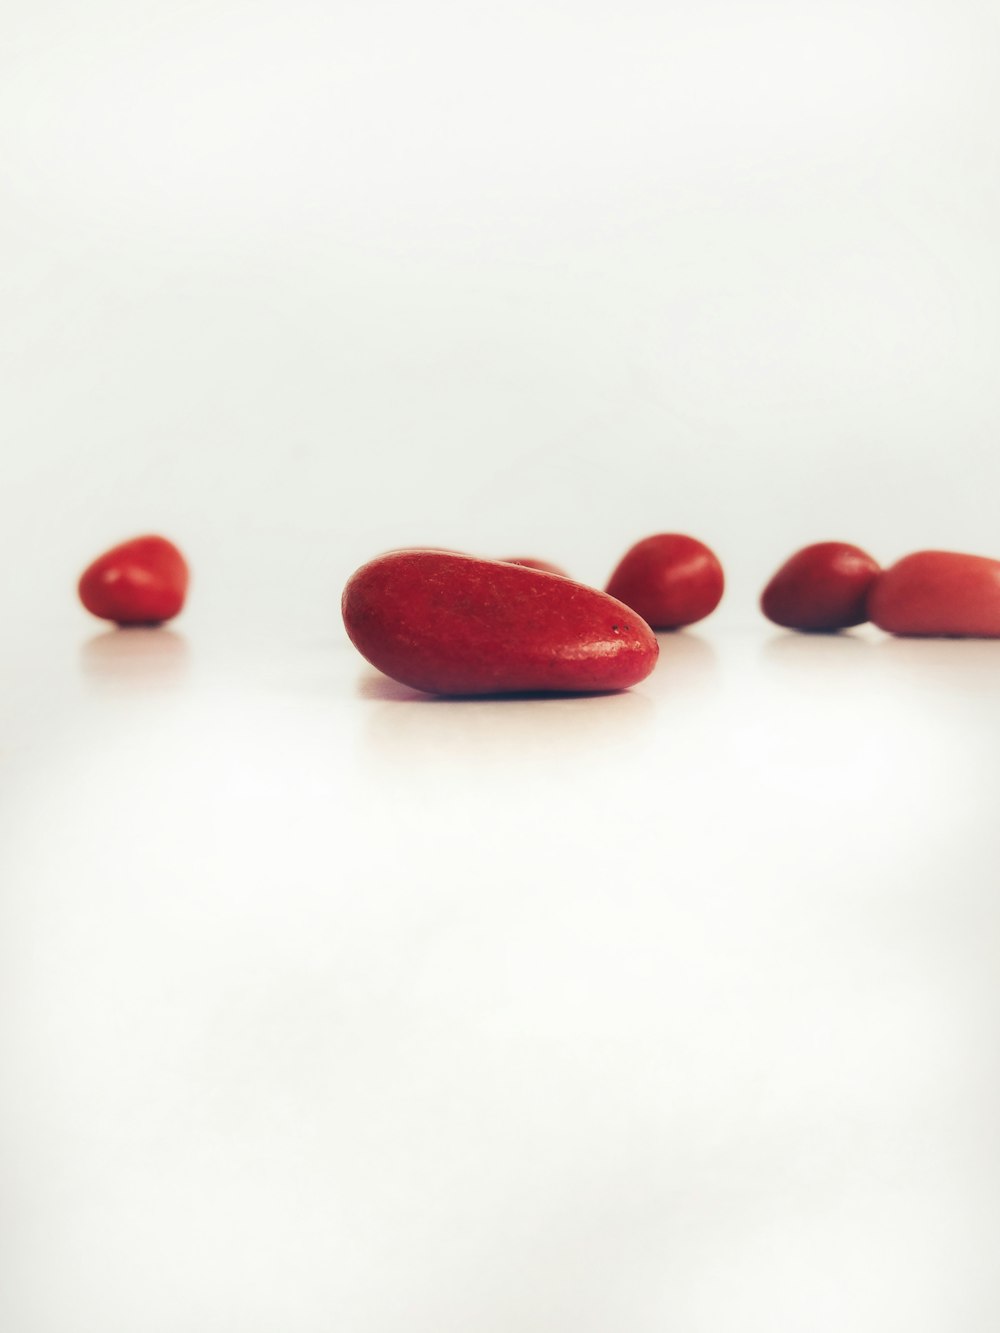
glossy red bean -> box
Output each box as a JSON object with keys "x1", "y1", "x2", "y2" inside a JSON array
[
  {"x1": 342, "y1": 550, "x2": 658, "y2": 695},
  {"x1": 502, "y1": 557, "x2": 568, "y2": 577},
  {"x1": 78, "y1": 535, "x2": 189, "y2": 625},
  {"x1": 868, "y1": 550, "x2": 1000, "y2": 637},
  {"x1": 761, "y1": 542, "x2": 880, "y2": 632},
  {"x1": 605, "y1": 534, "x2": 724, "y2": 630}
]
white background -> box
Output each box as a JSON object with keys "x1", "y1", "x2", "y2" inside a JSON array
[{"x1": 2, "y1": 1, "x2": 1000, "y2": 1329}]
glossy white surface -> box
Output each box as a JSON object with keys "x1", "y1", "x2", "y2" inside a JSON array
[{"x1": 3, "y1": 618, "x2": 1000, "y2": 1331}]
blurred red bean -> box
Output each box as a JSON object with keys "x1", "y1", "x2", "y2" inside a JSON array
[
  {"x1": 78, "y1": 535, "x2": 189, "y2": 626},
  {"x1": 868, "y1": 550, "x2": 1000, "y2": 637},
  {"x1": 761, "y1": 542, "x2": 880, "y2": 632},
  {"x1": 605, "y1": 534, "x2": 724, "y2": 630}
]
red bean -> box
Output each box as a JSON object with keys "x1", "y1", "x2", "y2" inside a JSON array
[
  {"x1": 78, "y1": 535, "x2": 189, "y2": 626},
  {"x1": 605, "y1": 534, "x2": 724, "y2": 630},
  {"x1": 761, "y1": 542, "x2": 880, "y2": 632},
  {"x1": 868, "y1": 550, "x2": 1000, "y2": 637},
  {"x1": 342, "y1": 551, "x2": 658, "y2": 695}
]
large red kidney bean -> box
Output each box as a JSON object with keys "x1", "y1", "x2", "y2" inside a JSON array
[
  {"x1": 78, "y1": 535, "x2": 189, "y2": 625},
  {"x1": 868, "y1": 550, "x2": 1000, "y2": 637},
  {"x1": 605, "y1": 534, "x2": 724, "y2": 630},
  {"x1": 342, "y1": 550, "x2": 658, "y2": 695},
  {"x1": 761, "y1": 542, "x2": 880, "y2": 631},
  {"x1": 502, "y1": 557, "x2": 569, "y2": 577}
]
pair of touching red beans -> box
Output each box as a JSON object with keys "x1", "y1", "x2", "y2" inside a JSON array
[
  {"x1": 760, "y1": 543, "x2": 1000, "y2": 637},
  {"x1": 78, "y1": 534, "x2": 1000, "y2": 697}
]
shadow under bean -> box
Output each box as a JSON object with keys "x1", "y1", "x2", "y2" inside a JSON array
[
  {"x1": 80, "y1": 627, "x2": 190, "y2": 690},
  {"x1": 358, "y1": 670, "x2": 656, "y2": 775}
]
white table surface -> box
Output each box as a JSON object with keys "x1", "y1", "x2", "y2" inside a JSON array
[{"x1": 3, "y1": 612, "x2": 999, "y2": 1332}]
